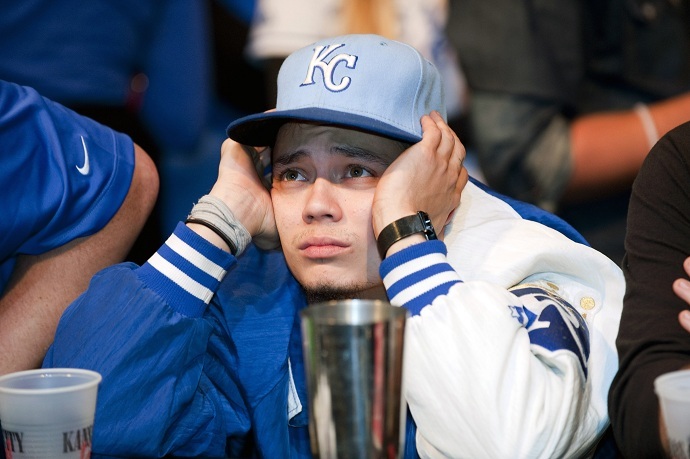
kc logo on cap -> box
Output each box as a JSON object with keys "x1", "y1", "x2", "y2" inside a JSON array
[
  {"x1": 226, "y1": 34, "x2": 446, "y2": 147},
  {"x1": 301, "y1": 44, "x2": 358, "y2": 92}
]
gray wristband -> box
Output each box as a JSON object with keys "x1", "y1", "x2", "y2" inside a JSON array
[{"x1": 186, "y1": 195, "x2": 252, "y2": 256}]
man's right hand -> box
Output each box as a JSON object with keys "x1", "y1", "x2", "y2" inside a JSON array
[{"x1": 208, "y1": 138, "x2": 279, "y2": 250}]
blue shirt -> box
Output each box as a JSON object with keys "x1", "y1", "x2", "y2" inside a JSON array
[{"x1": 0, "y1": 80, "x2": 134, "y2": 293}]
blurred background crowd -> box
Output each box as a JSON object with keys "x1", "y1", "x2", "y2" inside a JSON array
[{"x1": 1, "y1": 0, "x2": 688, "y2": 266}]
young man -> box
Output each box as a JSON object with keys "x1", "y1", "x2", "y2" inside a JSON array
[
  {"x1": 0, "y1": 79, "x2": 158, "y2": 375},
  {"x1": 43, "y1": 35, "x2": 623, "y2": 458}
]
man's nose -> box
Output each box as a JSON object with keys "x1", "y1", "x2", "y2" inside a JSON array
[{"x1": 302, "y1": 178, "x2": 343, "y2": 223}]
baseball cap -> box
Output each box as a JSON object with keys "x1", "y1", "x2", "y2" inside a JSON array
[{"x1": 226, "y1": 34, "x2": 446, "y2": 146}]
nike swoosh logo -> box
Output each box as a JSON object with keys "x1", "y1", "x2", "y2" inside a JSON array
[{"x1": 76, "y1": 135, "x2": 90, "y2": 175}]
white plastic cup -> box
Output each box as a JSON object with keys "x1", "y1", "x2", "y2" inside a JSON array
[
  {"x1": 655, "y1": 369, "x2": 690, "y2": 459},
  {"x1": 0, "y1": 368, "x2": 101, "y2": 459}
]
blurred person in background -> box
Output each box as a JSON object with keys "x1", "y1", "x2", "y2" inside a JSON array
[
  {"x1": 448, "y1": 0, "x2": 690, "y2": 264},
  {"x1": 0, "y1": 79, "x2": 157, "y2": 375},
  {"x1": 0, "y1": 0, "x2": 212, "y2": 264},
  {"x1": 609, "y1": 121, "x2": 690, "y2": 457},
  {"x1": 246, "y1": 0, "x2": 467, "y2": 128}
]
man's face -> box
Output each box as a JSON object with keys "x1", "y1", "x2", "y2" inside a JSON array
[{"x1": 271, "y1": 122, "x2": 408, "y2": 301}]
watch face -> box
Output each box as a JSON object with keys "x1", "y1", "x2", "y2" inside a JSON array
[{"x1": 418, "y1": 211, "x2": 438, "y2": 240}]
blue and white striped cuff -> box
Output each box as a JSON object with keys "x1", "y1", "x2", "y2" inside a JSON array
[
  {"x1": 380, "y1": 240, "x2": 462, "y2": 316},
  {"x1": 137, "y1": 222, "x2": 236, "y2": 317}
]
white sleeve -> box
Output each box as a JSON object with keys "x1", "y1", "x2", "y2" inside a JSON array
[
  {"x1": 380, "y1": 219, "x2": 622, "y2": 458},
  {"x1": 404, "y1": 277, "x2": 601, "y2": 459}
]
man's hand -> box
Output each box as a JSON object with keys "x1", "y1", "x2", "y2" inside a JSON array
[
  {"x1": 372, "y1": 111, "x2": 469, "y2": 239},
  {"x1": 208, "y1": 138, "x2": 279, "y2": 250},
  {"x1": 673, "y1": 256, "x2": 690, "y2": 332}
]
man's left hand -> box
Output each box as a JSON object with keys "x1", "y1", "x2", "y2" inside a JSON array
[{"x1": 371, "y1": 111, "x2": 468, "y2": 240}]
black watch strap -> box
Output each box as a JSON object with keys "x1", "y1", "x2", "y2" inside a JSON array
[{"x1": 376, "y1": 211, "x2": 437, "y2": 259}]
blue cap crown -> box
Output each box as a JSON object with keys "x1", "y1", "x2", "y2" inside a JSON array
[{"x1": 226, "y1": 34, "x2": 445, "y2": 145}]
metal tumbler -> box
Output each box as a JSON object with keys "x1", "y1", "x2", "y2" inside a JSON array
[{"x1": 300, "y1": 299, "x2": 408, "y2": 459}]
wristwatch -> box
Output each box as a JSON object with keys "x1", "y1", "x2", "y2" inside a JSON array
[{"x1": 376, "y1": 211, "x2": 437, "y2": 259}]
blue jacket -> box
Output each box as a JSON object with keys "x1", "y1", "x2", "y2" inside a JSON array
[{"x1": 43, "y1": 180, "x2": 599, "y2": 458}]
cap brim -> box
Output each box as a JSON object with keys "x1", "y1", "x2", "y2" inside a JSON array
[{"x1": 226, "y1": 108, "x2": 422, "y2": 146}]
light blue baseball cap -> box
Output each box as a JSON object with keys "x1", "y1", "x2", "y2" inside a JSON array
[{"x1": 226, "y1": 34, "x2": 446, "y2": 146}]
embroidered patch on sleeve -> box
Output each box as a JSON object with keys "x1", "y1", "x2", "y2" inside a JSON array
[{"x1": 508, "y1": 284, "x2": 590, "y2": 376}]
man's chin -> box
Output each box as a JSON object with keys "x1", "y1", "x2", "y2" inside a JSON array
[{"x1": 303, "y1": 285, "x2": 366, "y2": 305}]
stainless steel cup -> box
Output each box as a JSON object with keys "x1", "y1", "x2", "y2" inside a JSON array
[{"x1": 300, "y1": 299, "x2": 408, "y2": 459}]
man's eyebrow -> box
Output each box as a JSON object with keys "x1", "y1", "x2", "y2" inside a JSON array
[
  {"x1": 331, "y1": 144, "x2": 391, "y2": 166},
  {"x1": 273, "y1": 150, "x2": 308, "y2": 167}
]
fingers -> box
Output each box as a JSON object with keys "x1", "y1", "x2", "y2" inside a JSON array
[
  {"x1": 430, "y1": 110, "x2": 455, "y2": 145},
  {"x1": 219, "y1": 139, "x2": 272, "y2": 187},
  {"x1": 674, "y1": 257, "x2": 690, "y2": 304},
  {"x1": 422, "y1": 111, "x2": 452, "y2": 150},
  {"x1": 679, "y1": 310, "x2": 690, "y2": 333},
  {"x1": 674, "y1": 278, "x2": 690, "y2": 304},
  {"x1": 422, "y1": 111, "x2": 465, "y2": 168},
  {"x1": 421, "y1": 110, "x2": 467, "y2": 188},
  {"x1": 673, "y1": 257, "x2": 690, "y2": 333},
  {"x1": 242, "y1": 145, "x2": 272, "y2": 189}
]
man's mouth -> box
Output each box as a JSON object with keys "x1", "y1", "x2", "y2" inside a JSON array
[{"x1": 299, "y1": 237, "x2": 350, "y2": 259}]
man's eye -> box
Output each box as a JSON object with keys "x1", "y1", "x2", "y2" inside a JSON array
[
  {"x1": 347, "y1": 166, "x2": 373, "y2": 178},
  {"x1": 279, "y1": 169, "x2": 305, "y2": 181}
]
